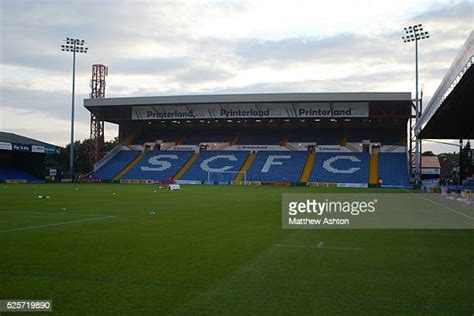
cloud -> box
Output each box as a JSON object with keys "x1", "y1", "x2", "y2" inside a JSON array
[
  {"x1": 173, "y1": 65, "x2": 234, "y2": 84},
  {"x1": 413, "y1": 1, "x2": 473, "y2": 26},
  {"x1": 0, "y1": 86, "x2": 90, "y2": 123},
  {"x1": 0, "y1": 0, "x2": 472, "y2": 152},
  {"x1": 233, "y1": 34, "x2": 377, "y2": 65},
  {"x1": 112, "y1": 56, "x2": 192, "y2": 75}
]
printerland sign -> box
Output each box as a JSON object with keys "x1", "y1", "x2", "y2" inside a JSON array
[{"x1": 131, "y1": 102, "x2": 369, "y2": 120}]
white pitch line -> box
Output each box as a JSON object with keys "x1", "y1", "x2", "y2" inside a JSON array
[
  {"x1": 321, "y1": 246, "x2": 364, "y2": 251},
  {"x1": 316, "y1": 241, "x2": 324, "y2": 248},
  {"x1": 0, "y1": 210, "x2": 113, "y2": 217},
  {"x1": 0, "y1": 216, "x2": 117, "y2": 233},
  {"x1": 273, "y1": 244, "x2": 363, "y2": 251},
  {"x1": 418, "y1": 194, "x2": 474, "y2": 220},
  {"x1": 273, "y1": 244, "x2": 320, "y2": 249}
]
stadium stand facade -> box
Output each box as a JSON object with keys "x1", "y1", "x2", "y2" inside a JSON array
[{"x1": 85, "y1": 93, "x2": 413, "y2": 187}]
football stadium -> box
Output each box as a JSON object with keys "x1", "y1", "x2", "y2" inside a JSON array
[{"x1": 1, "y1": 7, "x2": 473, "y2": 316}]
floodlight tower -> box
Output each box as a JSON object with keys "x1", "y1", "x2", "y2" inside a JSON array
[
  {"x1": 402, "y1": 24, "x2": 430, "y2": 186},
  {"x1": 89, "y1": 64, "x2": 108, "y2": 167},
  {"x1": 61, "y1": 38, "x2": 88, "y2": 180}
]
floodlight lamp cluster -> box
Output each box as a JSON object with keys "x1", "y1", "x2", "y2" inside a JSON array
[
  {"x1": 402, "y1": 24, "x2": 430, "y2": 42},
  {"x1": 61, "y1": 38, "x2": 88, "y2": 53}
]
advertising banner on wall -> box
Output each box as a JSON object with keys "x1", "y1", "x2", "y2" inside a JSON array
[
  {"x1": 225, "y1": 145, "x2": 289, "y2": 151},
  {"x1": 131, "y1": 102, "x2": 369, "y2": 120},
  {"x1": 315, "y1": 145, "x2": 351, "y2": 152},
  {"x1": 44, "y1": 146, "x2": 61, "y2": 155},
  {"x1": 12, "y1": 143, "x2": 31, "y2": 152},
  {"x1": 0, "y1": 142, "x2": 12, "y2": 151},
  {"x1": 1, "y1": 142, "x2": 56, "y2": 154},
  {"x1": 31, "y1": 145, "x2": 45, "y2": 153},
  {"x1": 421, "y1": 168, "x2": 441, "y2": 175}
]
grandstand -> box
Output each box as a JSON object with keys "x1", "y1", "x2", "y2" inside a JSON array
[
  {"x1": 417, "y1": 31, "x2": 473, "y2": 188},
  {"x1": 84, "y1": 92, "x2": 413, "y2": 188},
  {"x1": 0, "y1": 166, "x2": 40, "y2": 182},
  {"x1": 418, "y1": 31, "x2": 473, "y2": 139},
  {"x1": 0, "y1": 131, "x2": 60, "y2": 183}
]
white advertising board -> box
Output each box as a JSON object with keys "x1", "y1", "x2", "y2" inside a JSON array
[{"x1": 131, "y1": 102, "x2": 369, "y2": 120}]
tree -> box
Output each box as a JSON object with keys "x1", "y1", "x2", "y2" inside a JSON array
[
  {"x1": 104, "y1": 137, "x2": 120, "y2": 153},
  {"x1": 438, "y1": 152, "x2": 459, "y2": 176}
]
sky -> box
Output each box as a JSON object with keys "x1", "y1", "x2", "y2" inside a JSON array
[{"x1": 0, "y1": 0, "x2": 472, "y2": 153}]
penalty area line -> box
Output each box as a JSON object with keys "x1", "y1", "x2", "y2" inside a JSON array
[{"x1": 0, "y1": 216, "x2": 118, "y2": 233}]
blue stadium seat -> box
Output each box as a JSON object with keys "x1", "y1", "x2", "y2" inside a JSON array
[
  {"x1": 181, "y1": 151, "x2": 248, "y2": 183},
  {"x1": 463, "y1": 178, "x2": 474, "y2": 190},
  {"x1": 309, "y1": 152, "x2": 370, "y2": 184},
  {"x1": 246, "y1": 151, "x2": 307, "y2": 182},
  {"x1": 93, "y1": 150, "x2": 140, "y2": 180},
  {"x1": 378, "y1": 153, "x2": 410, "y2": 186},
  {"x1": 0, "y1": 167, "x2": 39, "y2": 181},
  {"x1": 122, "y1": 151, "x2": 193, "y2": 180}
]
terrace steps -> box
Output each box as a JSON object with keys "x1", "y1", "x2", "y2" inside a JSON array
[
  {"x1": 234, "y1": 153, "x2": 256, "y2": 181},
  {"x1": 113, "y1": 151, "x2": 146, "y2": 180},
  {"x1": 299, "y1": 151, "x2": 315, "y2": 182},
  {"x1": 174, "y1": 153, "x2": 198, "y2": 180},
  {"x1": 369, "y1": 154, "x2": 378, "y2": 184}
]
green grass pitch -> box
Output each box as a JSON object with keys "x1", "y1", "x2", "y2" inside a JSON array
[{"x1": 0, "y1": 184, "x2": 473, "y2": 314}]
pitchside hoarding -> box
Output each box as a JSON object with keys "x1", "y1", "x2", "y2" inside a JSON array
[{"x1": 131, "y1": 102, "x2": 369, "y2": 120}]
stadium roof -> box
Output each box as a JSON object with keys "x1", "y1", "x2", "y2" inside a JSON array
[
  {"x1": 84, "y1": 92, "x2": 412, "y2": 108},
  {"x1": 418, "y1": 31, "x2": 474, "y2": 139},
  {"x1": 0, "y1": 131, "x2": 59, "y2": 148}
]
